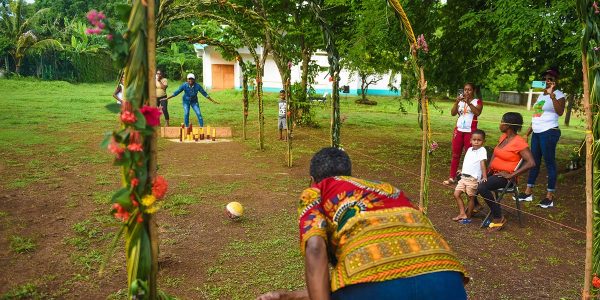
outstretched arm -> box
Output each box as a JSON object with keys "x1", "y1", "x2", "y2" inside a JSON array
[{"x1": 304, "y1": 236, "x2": 331, "y2": 300}]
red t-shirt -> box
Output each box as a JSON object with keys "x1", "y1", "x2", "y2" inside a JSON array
[{"x1": 489, "y1": 134, "x2": 529, "y2": 173}]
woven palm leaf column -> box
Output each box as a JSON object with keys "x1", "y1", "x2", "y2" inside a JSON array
[
  {"x1": 577, "y1": 1, "x2": 600, "y2": 298},
  {"x1": 387, "y1": 0, "x2": 431, "y2": 211}
]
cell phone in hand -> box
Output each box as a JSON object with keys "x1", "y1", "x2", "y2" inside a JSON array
[{"x1": 457, "y1": 89, "x2": 464, "y2": 99}]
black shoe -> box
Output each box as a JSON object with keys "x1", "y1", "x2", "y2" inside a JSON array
[
  {"x1": 514, "y1": 193, "x2": 533, "y2": 202},
  {"x1": 537, "y1": 198, "x2": 554, "y2": 208}
]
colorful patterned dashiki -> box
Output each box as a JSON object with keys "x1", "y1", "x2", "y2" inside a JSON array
[{"x1": 298, "y1": 176, "x2": 467, "y2": 292}]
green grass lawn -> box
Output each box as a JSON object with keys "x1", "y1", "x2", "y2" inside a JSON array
[{"x1": 0, "y1": 78, "x2": 587, "y2": 299}]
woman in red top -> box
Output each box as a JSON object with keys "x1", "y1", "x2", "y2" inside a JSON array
[{"x1": 477, "y1": 112, "x2": 535, "y2": 232}]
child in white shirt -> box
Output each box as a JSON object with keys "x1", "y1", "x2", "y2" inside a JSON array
[{"x1": 452, "y1": 130, "x2": 487, "y2": 224}]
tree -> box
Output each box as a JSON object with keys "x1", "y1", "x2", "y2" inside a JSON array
[{"x1": 0, "y1": 0, "x2": 62, "y2": 75}]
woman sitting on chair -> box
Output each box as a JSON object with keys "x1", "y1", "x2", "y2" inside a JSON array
[{"x1": 477, "y1": 112, "x2": 535, "y2": 232}]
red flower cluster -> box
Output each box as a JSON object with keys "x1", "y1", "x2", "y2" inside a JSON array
[
  {"x1": 112, "y1": 203, "x2": 130, "y2": 222},
  {"x1": 108, "y1": 138, "x2": 125, "y2": 159},
  {"x1": 140, "y1": 106, "x2": 162, "y2": 127},
  {"x1": 86, "y1": 10, "x2": 106, "y2": 35},
  {"x1": 152, "y1": 176, "x2": 168, "y2": 199},
  {"x1": 131, "y1": 178, "x2": 139, "y2": 187},
  {"x1": 121, "y1": 111, "x2": 137, "y2": 124},
  {"x1": 593, "y1": 274, "x2": 600, "y2": 288},
  {"x1": 127, "y1": 130, "x2": 143, "y2": 152}
]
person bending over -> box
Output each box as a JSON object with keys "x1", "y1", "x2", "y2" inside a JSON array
[{"x1": 257, "y1": 147, "x2": 468, "y2": 300}]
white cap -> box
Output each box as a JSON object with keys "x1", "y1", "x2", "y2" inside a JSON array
[{"x1": 187, "y1": 73, "x2": 195, "y2": 79}]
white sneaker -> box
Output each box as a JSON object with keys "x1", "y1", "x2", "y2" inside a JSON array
[{"x1": 514, "y1": 193, "x2": 533, "y2": 202}]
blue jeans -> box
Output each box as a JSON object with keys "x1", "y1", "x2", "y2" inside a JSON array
[
  {"x1": 527, "y1": 128, "x2": 561, "y2": 192},
  {"x1": 331, "y1": 271, "x2": 467, "y2": 300},
  {"x1": 183, "y1": 101, "x2": 203, "y2": 127}
]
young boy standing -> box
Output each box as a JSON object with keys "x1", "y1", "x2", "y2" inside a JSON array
[
  {"x1": 452, "y1": 129, "x2": 488, "y2": 223},
  {"x1": 277, "y1": 90, "x2": 287, "y2": 140}
]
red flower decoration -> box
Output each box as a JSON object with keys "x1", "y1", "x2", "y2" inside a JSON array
[
  {"x1": 593, "y1": 274, "x2": 600, "y2": 288},
  {"x1": 129, "y1": 130, "x2": 142, "y2": 144},
  {"x1": 121, "y1": 101, "x2": 133, "y2": 113},
  {"x1": 140, "y1": 106, "x2": 162, "y2": 127},
  {"x1": 108, "y1": 139, "x2": 125, "y2": 159},
  {"x1": 152, "y1": 176, "x2": 168, "y2": 199},
  {"x1": 121, "y1": 111, "x2": 137, "y2": 124},
  {"x1": 112, "y1": 203, "x2": 130, "y2": 222},
  {"x1": 131, "y1": 178, "x2": 139, "y2": 187},
  {"x1": 136, "y1": 213, "x2": 143, "y2": 223},
  {"x1": 132, "y1": 200, "x2": 139, "y2": 207},
  {"x1": 127, "y1": 143, "x2": 143, "y2": 152}
]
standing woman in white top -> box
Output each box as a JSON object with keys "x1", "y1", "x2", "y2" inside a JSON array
[
  {"x1": 518, "y1": 68, "x2": 565, "y2": 208},
  {"x1": 444, "y1": 83, "x2": 483, "y2": 185},
  {"x1": 112, "y1": 75, "x2": 124, "y2": 104}
]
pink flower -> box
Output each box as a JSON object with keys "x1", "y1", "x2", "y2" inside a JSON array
[
  {"x1": 97, "y1": 22, "x2": 105, "y2": 29},
  {"x1": 129, "y1": 130, "x2": 142, "y2": 144},
  {"x1": 417, "y1": 34, "x2": 429, "y2": 53},
  {"x1": 87, "y1": 10, "x2": 98, "y2": 23},
  {"x1": 107, "y1": 34, "x2": 113, "y2": 41},
  {"x1": 127, "y1": 143, "x2": 143, "y2": 152},
  {"x1": 108, "y1": 139, "x2": 125, "y2": 159},
  {"x1": 120, "y1": 111, "x2": 137, "y2": 124},
  {"x1": 85, "y1": 27, "x2": 102, "y2": 35},
  {"x1": 594, "y1": 1, "x2": 600, "y2": 14},
  {"x1": 140, "y1": 106, "x2": 162, "y2": 127}
]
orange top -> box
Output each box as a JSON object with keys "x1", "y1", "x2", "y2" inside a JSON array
[{"x1": 489, "y1": 134, "x2": 529, "y2": 173}]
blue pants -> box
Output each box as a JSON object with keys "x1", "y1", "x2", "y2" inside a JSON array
[
  {"x1": 183, "y1": 101, "x2": 203, "y2": 127},
  {"x1": 527, "y1": 128, "x2": 561, "y2": 192},
  {"x1": 331, "y1": 271, "x2": 467, "y2": 300}
]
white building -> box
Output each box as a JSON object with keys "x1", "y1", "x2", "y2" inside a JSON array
[{"x1": 194, "y1": 44, "x2": 401, "y2": 96}]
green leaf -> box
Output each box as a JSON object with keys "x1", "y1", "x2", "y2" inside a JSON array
[
  {"x1": 112, "y1": 188, "x2": 131, "y2": 207},
  {"x1": 100, "y1": 132, "x2": 112, "y2": 150},
  {"x1": 105, "y1": 103, "x2": 121, "y2": 114},
  {"x1": 115, "y1": 4, "x2": 132, "y2": 23},
  {"x1": 134, "y1": 110, "x2": 147, "y2": 130}
]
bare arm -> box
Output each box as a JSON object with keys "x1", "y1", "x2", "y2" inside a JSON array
[
  {"x1": 512, "y1": 148, "x2": 535, "y2": 178},
  {"x1": 545, "y1": 82, "x2": 565, "y2": 116},
  {"x1": 304, "y1": 236, "x2": 331, "y2": 300},
  {"x1": 480, "y1": 160, "x2": 488, "y2": 182},
  {"x1": 450, "y1": 97, "x2": 461, "y2": 116},
  {"x1": 467, "y1": 100, "x2": 482, "y2": 116},
  {"x1": 112, "y1": 85, "x2": 122, "y2": 102}
]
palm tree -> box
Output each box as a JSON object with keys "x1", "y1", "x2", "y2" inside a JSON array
[{"x1": 0, "y1": 0, "x2": 62, "y2": 75}]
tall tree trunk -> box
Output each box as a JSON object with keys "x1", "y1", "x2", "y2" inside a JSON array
[
  {"x1": 331, "y1": 71, "x2": 341, "y2": 147},
  {"x1": 242, "y1": 70, "x2": 249, "y2": 140},
  {"x1": 4, "y1": 56, "x2": 9, "y2": 73},
  {"x1": 361, "y1": 74, "x2": 367, "y2": 102},
  {"x1": 564, "y1": 94, "x2": 574, "y2": 126},
  {"x1": 145, "y1": 0, "x2": 159, "y2": 297},
  {"x1": 257, "y1": 64, "x2": 265, "y2": 150}
]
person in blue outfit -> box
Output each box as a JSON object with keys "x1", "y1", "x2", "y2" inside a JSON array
[{"x1": 166, "y1": 73, "x2": 219, "y2": 127}]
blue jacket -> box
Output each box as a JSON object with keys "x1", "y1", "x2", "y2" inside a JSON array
[{"x1": 172, "y1": 82, "x2": 209, "y2": 103}]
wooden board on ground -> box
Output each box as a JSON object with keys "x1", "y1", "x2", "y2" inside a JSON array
[{"x1": 160, "y1": 127, "x2": 232, "y2": 139}]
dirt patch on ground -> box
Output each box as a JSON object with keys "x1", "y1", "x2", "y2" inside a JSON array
[{"x1": 0, "y1": 126, "x2": 587, "y2": 299}]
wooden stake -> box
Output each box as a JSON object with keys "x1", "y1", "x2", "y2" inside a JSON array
[
  {"x1": 581, "y1": 49, "x2": 594, "y2": 300},
  {"x1": 146, "y1": 0, "x2": 159, "y2": 298},
  {"x1": 418, "y1": 67, "x2": 427, "y2": 211}
]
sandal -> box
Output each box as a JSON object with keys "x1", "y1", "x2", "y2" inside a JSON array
[
  {"x1": 443, "y1": 178, "x2": 456, "y2": 186},
  {"x1": 487, "y1": 218, "x2": 506, "y2": 232},
  {"x1": 459, "y1": 218, "x2": 472, "y2": 224}
]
